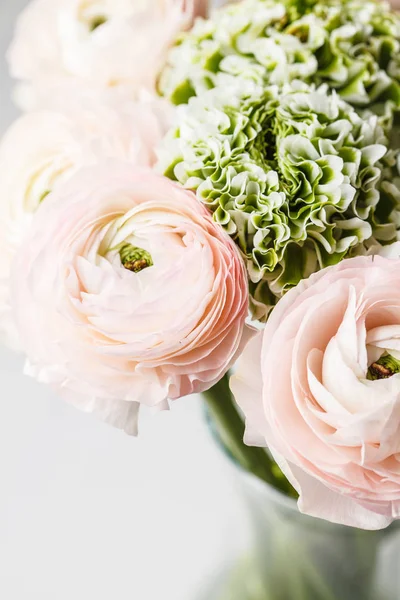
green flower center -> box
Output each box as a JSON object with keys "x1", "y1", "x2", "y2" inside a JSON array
[
  {"x1": 367, "y1": 353, "x2": 400, "y2": 381},
  {"x1": 89, "y1": 15, "x2": 107, "y2": 31},
  {"x1": 38, "y1": 190, "x2": 51, "y2": 204},
  {"x1": 119, "y1": 244, "x2": 153, "y2": 273},
  {"x1": 251, "y1": 111, "x2": 278, "y2": 167}
]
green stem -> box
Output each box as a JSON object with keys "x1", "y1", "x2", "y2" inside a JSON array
[{"x1": 202, "y1": 374, "x2": 281, "y2": 488}]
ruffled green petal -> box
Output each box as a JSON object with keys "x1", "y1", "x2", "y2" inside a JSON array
[
  {"x1": 160, "y1": 81, "x2": 398, "y2": 315},
  {"x1": 159, "y1": 0, "x2": 400, "y2": 320},
  {"x1": 160, "y1": 0, "x2": 400, "y2": 118}
]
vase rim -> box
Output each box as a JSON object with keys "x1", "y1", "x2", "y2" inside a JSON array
[{"x1": 235, "y1": 466, "x2": 400, "y2": 536}]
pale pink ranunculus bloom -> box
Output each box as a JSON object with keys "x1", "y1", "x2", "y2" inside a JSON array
[
  {"x1": 8, "y1": 0, "x2": 208, "y2": 110},
  {"x1": 0, "y1": 95, "x2": 171, "y2": 349},
  {"x1": 231, "y1": 249, "x2": 400, "y2": 530},
  {"x1": 12, "y1": 163, "x2": 250, "y2": 435}
]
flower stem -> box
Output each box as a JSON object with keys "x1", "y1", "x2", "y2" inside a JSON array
[{"x1": 202, "y1": 374, "x2": 294, "y2": 494}]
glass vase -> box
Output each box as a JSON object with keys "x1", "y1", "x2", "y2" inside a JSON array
[
  {"x1": 202, "y1": 374, "x2": 400, "y2": 600},
  {"x1": 209, "y1": 464, "x2": 400, "y2": 600}
]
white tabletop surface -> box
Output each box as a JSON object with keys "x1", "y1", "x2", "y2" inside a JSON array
[{"x1": 0, "y1": 2, "x2": 249, "y2": 599}]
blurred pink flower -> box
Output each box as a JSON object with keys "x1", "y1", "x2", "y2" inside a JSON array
[
  {"x1": 8, "y1": 0, "x2": 208, "y2": 110},
  {"x1": 12, "y1": 163, "x2": 250, "y2": 435},
  {"x1": 232, "y1": 250, "x2": 400, "y2": 529},
  {"x1": 0, "y1": 94, "x2": 171, "y2": 349}
]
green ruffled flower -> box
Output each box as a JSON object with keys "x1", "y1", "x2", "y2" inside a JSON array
[
  {"x1": 159, "y1": 82, "x2": 400, "y2": 318},
  {"x1": 159, "y1": 0, "x2": 400, "y2": 115}
]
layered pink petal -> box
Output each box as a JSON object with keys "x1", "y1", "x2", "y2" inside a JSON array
[
  {"x1": 12, "y1": 162, "x2": 251, "y2": 434},
  {"x1": 232, "y1": 252, "x2": 400, "y2": 529}
]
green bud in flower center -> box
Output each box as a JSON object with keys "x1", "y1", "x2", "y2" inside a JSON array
[
  {"x1": 39, "y1": 190, "x2": 51, "y2": 204},
  {"x1": 90, "y1": 15, "x2": 107, "y2": 31},
  {"x1": 119, "y1": 243, "x2": 153, "y2": 273},
  {"x1": 367, "y1": 354, "x2": 400, "y2": 381}
]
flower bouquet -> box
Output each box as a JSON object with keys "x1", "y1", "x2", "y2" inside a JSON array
[{"x1": 2, "y1": 0, "x2": 400, "y2": 597}]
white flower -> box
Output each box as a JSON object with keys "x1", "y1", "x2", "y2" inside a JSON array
[
  {"x1": 0, "y1": 95, "x2": 171, "y2": 348},
  {"x1": 8, "y1": 0, "x2": 206, "y2": 110}
]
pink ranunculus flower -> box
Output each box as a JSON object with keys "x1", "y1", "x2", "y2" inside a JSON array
[
  {"x1": 8, "y1": 0, "x2": 208, "y2": 111},
  {"x1": 12, "y1": 163, "x2": 251, "y2": 435},
  {"x1": 231, "y1": 249, "x2": 400, "y2": 530},
  {"x1": 0, "y1": 95, "x2": 170, "y2": 349}
]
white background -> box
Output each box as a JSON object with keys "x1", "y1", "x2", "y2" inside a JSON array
[{"x1": 0, "y1": 2, "x2": 249, "y2": 599}]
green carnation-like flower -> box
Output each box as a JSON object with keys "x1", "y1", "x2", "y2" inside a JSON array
[
  {"x1": 159, "y1": 0, "x2": 400, "y2": 115},
  {"x1": 159, "y1": 81, "x2": 400, "y2": 318}
]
